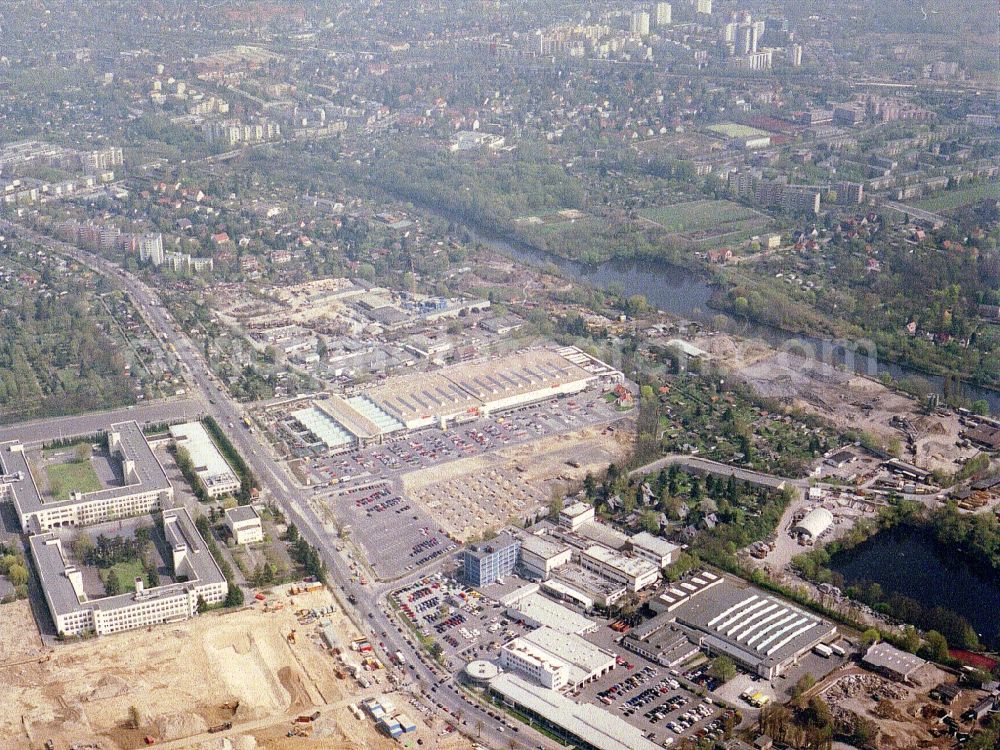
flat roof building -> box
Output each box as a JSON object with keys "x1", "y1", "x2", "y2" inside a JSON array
[
  {"x1": 559, "y1": 501, "x2": 595, "y2": 531},
  {"x1": 169, "y1": 421, "x2": 240, "y2": 498},
  {"x1": 500, "y1": 626, "x2": 616, "y2": 690},
  {"x1": 629, "y1": 532, "x2": 680, "y2": 569},
  {"x1": 519, "y1": 532, "x2": 572, "y2": 580},
  {"x1": 505, "y1": 591, "x2": 598, "y2": 635},
  {"x1": 579, "y1": 545, "x2": 661, "y2": 592},
  {"x1": 462, "y1": 532, "x2": 520, "y2": 587},
  {"x1": 489, "y1": 673, "x2": 663, "y2": 750},
  {"x1": 549, "y1": 563, "x2": 627, "y2": 609},
  {"x1": 1, "y1": 421, "x2": 173, "y2": 532},
  {"x1": 30, "y1": 507, "x2": 228, "y2": 637},
  {"x1": 225, "y1": 505, "x2": 264, "y2": 546}
]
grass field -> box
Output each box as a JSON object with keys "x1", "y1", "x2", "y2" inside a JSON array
[
  {"x1": 912, "y1": 182, "x2": 999, "y2": 212},
  {"x1": 706, "y1": 123, "x2": 771, "y2": 139},
  {"x1": 45, "y1": 460, "x2": 102, "y2": 501},
  {"x1": 638, "y1": 200, "x2": 761, "y2": 233},
  {"x1": 99, "y1": 560, "x2": 146, "y2": 594}
]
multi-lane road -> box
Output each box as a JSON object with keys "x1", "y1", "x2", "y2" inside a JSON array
[{"x1": 7, "y1": 221, "x2": 546, "y2": 750}]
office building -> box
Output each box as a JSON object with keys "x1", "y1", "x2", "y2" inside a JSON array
[
  {"x1": 558, "y1": 501, "x2": 595, "y2": 531},
  {"x1": 655, "y1": 2, "x2": 672, "y2": 26},
  {"x1": 462, "y1": 531, "x2": 520, "y2": 586},
  {"x1": 629, "y1": 532, "x2": 679, "y2": 569},
  {"x1": 696, "y1": 0, "x2": 712, "y2": 15},
  {"x1": 500, "y1": 626, "x2": 616, "y2": 690},
  {"x1": 225, "y1": 505, "x2": 264, "y2": 546},
  {"x1": 30, "y1": 507, "x2": 228, "y2": 637},
  {"x1": 519, "y1": 532, "x2": 572, "y2": 580},
  {"x1": 1, "y1": 422, "x2": 173, "y2": 532}
]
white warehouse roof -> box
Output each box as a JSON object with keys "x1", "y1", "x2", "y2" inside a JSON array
[{"x1": 792, "y1": 507, "x2": 834, "y2": 540}]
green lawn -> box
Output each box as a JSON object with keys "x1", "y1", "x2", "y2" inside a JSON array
[
  {"x1": 912, "y1": 182, "x2": 1000, "y2": 212},
  {"x1": 99, "y1": 560, "x2": 146, "y2": 594},
  {"x1": 638, "y1": 200, "x2": 759, "y2": 233},
  {"x1": 45, "y1": 461, "x2": 102, "y2": 501}
]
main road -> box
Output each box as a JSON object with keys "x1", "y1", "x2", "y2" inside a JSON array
[{"x1": 7, "y1": 221, "x2": 550, "y2": 750}]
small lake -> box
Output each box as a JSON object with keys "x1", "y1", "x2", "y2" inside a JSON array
[{"x1": 829, "y1": 524, "x2": 1000, "y2": 648}]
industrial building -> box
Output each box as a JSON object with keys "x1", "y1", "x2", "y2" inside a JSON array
[
  {"x1": 294, "y1": 346, "x2": 623, "y2": 450},
  {"x1": 30, "y1": 507, "x2": 228, "y2": 637},
  {"x1": 462, "y1": 531, "x2": 521, "y2": 586},
  {"x1": 169, "y1": 421, "x2": 241, "y2": 497},
  {"x1": 504, "y1": 590, "x2": 598, "y2": 635},
  {"x1": 792, "y1": 507, "x2": 833, "y2": 541},
  {"x1": 518, "y1": 532, "x2": 572, "y2": 580},
  {"x1": 629, "y1": 532, "x2": 680, "y2": 569},
  {"x1": 559, "y1": 501, "x2": 595, "y2": 531},
  {"x1": 547, "y1": 563, "x2": 627, "y2": 608},
  {"x1": 225, "y1": 505, "x2": 264, "y2": 545},
  {"x1": 1, "y1": 421, "x2": 173, "y2": 532},
  {"x1": 861, "y1": 642, "x2": 927, "y2": 682},
  {"x1": 488, "y1": 673, "x2": 663, "y2": 750},
  {"x1": 500, "y1": 625, "x2": 616, "y2": 690},
  {"x1": 579, "y1": 545, "x2": 661, "y2": 592},
  {"x1": 665, "y1": 579, "x2": 837, "y2": 679}
]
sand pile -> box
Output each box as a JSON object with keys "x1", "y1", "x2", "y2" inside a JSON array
[
  {"x1": 86, "y1": 674, "x2": 130, "y2": 701},
  {"x1": 154, "y1": 711, "x2": 208, "y2": 739}
]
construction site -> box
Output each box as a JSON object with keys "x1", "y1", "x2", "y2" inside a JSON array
[
  {"x1": 688, "y1": 331, "x2": 981, "y2": 474},
  {"x1": 0, "y1": 586, "x2": 463, "y2": 750}
]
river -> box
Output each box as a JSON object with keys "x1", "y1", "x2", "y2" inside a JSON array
[
  {"x1": 829, "y1": 524, "x2": 1000, "y2": 648},
  {"x1": 474, "y1": 230, "x2": 1000, "y2": 413}
]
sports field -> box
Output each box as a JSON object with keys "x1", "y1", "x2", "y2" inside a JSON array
[
  {"x1": 707, "y1": 123, "x2": 772, "y2": 139},
  {"x1": 638, "y1": 199, "x2": 761, "y2": 233}
]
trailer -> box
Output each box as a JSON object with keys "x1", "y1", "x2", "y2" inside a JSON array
[{"x1": 813, "y1": 643, "x2": 833, "y2": 658}]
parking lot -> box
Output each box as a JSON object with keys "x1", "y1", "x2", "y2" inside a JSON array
[
  {"x1": 573, "y1": 657, "x2": 729, "y2": 747},
  {"x1": 391, "y1": 574, "x2": 535, "y2": 670},
  {"x1": 326, "y1": 481, "x2": 459, "y2": 579},
  {"x1": 299, "y1": 394, "x2": 622, "y2": 489}
]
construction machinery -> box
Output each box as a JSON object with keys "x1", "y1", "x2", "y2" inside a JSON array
[{"x1": 287, "y1": 629, "x2": 297, "y2": 644}]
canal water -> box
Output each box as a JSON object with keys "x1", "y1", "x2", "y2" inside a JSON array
[
  {"x1": 829, "y1": 524, "x2": 1000, "y2": 648},
  {"x1": 474, "y1": 230, "x2": 1000, "y2": 413}
]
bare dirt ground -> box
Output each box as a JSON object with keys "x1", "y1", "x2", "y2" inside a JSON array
[
  {"x1": 0, "y1": 587, "x2": 384, "y2": 750},
  {"x1": 816, "y1": 663, "x2": 982, "y2": 750},
  {"x1": 402, "y1": 422, "x2": 634, "y2": 540},
  {"x1": 692, "y1": 332, "x2": 979, "y2": 474}
]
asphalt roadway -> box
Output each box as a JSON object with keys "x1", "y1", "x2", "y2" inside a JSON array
[
  {"x1": 0, "y1": 398, "x2": 204, "y2": 445},
  {"x1": 12, "y1": 222, "x2": 557, "y2": 750}
]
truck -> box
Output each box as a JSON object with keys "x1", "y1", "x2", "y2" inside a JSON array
[
  {"x1": 813, "y1": 643, "x2": 833, "y2": 658},
  {"x1": 830, "y1": 643, "x2": 847, "y2": 658},
  {"x1": 208, "y1": 722, "x2": 233, "y2": 733},
  {"x1": 394, "y1": 650, "x2": 407, "y2": 665}
]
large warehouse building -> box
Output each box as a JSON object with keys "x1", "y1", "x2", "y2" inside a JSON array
[
  {"x1": 294, "y1": 346, "x2": 623, "y2": 449},
  {"x1": 626, "y1": 573, "x2": 836, "y2": 679},
  {"x1": 1, "y1": 421, "x2": 173, "y2": 531}
]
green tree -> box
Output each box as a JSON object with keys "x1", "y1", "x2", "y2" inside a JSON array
[
  {"x1": 924, "y1": 630, "x2": 950, "y2": 662},
  {"x1": 708, "y1": 655, "x2": 736, "y2": 683},
  {"x1": 105, "y1": 568, "x2": 122, "y2": 596},
  {"x1": 224, "y1": 584, "x2": 244, "y2": 607}
]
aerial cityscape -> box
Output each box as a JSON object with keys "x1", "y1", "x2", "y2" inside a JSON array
[{"x1": 0, "y1": 1, "x2": 997, "y2": 749}]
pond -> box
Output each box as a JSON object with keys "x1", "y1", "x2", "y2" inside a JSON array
[{"x1": 829, "y1": 523, "x2": 1000, "y2": 648}]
